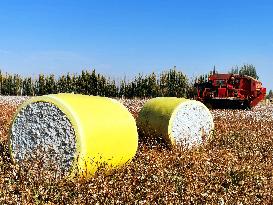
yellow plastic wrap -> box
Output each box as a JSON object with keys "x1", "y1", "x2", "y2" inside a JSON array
[{"x1": 9, "y1": 94, "x2": 138, "y2": 178}]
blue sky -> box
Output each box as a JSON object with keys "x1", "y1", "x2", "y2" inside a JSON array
[{"x1": 0, "y1": 0, "x2": 272, "y2": 90}]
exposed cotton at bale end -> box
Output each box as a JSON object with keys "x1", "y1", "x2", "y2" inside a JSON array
[
  {"x1": 10, "y1": 102, "x2": 76, "y2": 175},
  {"x1": 137, "y1": 97, "x2": 214, "y2": 147},
  {"x1": 9, "y1": 94, "x2": 138, "y2": 178}
]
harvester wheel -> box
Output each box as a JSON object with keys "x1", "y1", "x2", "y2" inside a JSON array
[
  {"x1": 243, "y1": 100, "x2": 251, "y2": 110},
  {"x1": 204, "y1": 102, "x2": 213, "y2": 109}
]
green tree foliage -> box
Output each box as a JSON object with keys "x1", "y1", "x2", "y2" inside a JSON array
[
  {"x1": 45, "y1": 75, "x2": 57, "y2": 94},
  {"x1": 13, "y1": 74, "x2": 22, "y2": 95},
  {"x1": 37, "y1": 74, "x2": 46, "y2": 95},
  {"x1": 22, "y1": 77, "x2": 34, "y2": 96},
  {"x1": 267, "y1": 90, "x2": 273, "y2": 99},
  {"x1": 65, "y1": 74, "x2": 73, "y2": 93},
  {"x1": 5, "y1": 75, "x2": 13, "y2": 95},
  {"x1": 229, "y1": 64, "x2": 259, "y2": 79},
  {"x1": 239, "y1": 64, "x2": 259, "y2": 79},
  {"x1": 0, "y1": 68, "x2": 189, "y2": 98},
  {"x1": 159, "y1": 69, "x2": 188, "y2": 97},
  {"x1": 195, "y1": 66, "x2": 219, "y2": 85},
  {"x1": 57, "y1": 75, "x2": 67, "y2": 93},
  {"x1": 147, "y1": 72, "x2": 158, "y2": 97},
  {"x1": 229, "y1": 66, "x2": 239, "y2": 74}
]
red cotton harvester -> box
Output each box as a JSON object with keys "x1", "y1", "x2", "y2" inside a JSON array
[{"x1": 194, "y1": 73, "x2": 266, "y2": 109}]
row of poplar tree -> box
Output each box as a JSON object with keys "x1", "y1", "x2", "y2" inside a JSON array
[{"x1": 0, "y1": 69, "x2": 189, "y2": 98}]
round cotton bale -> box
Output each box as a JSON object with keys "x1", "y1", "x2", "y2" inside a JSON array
[
  {"x1": 9, "y1": 93, "x2": 138, "y2": 178},
  {"x1": 137, "y1": 97, "x2": 214, "y2": 147}
]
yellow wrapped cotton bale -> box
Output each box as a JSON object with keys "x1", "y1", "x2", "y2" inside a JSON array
[
  {"x1": 9, "y1": 93, "x2": 138, "y2": 178},
  {"x1": 137, "y1": 97, "x2": 214, "y2": 147}
]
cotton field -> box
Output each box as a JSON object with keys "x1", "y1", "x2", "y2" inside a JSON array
[{"x1": 0, "y1": 96, "x2": 273, "y2": 204}]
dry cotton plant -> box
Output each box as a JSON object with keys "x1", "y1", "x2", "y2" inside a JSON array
[{"x1": 0, "y1": 97, "x2": 273, "y2": 204}]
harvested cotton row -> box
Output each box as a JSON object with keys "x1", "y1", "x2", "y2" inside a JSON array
[
  {"x1": 9, "y1": 93, "x2": 138, "y2": 178},
  {"x1": 137, "y1": 97, "x2": 214, "y2": 147},
  {"x1": 0, "y1": 96, "x2": 29, "y2": 106}
]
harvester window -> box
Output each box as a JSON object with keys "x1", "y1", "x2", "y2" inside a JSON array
[{"x1": 216, "y1": 80, "x2": 226, "y2": 87}]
